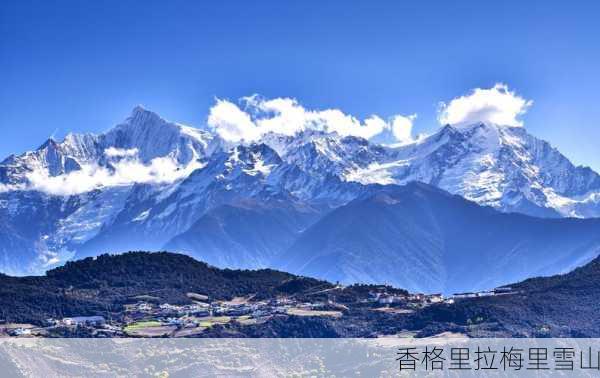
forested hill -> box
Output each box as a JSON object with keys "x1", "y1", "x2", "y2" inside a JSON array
[
  {"x1": 46, "y1": 251, "x2": 324, "y2": 297},
  {"x1": 0, "y1": 251, "x2": 330, "y2": 324}
]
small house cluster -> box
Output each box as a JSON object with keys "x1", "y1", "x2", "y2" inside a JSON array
[{"x1": 452, "y1": 287, "x2": 519, "y2": 299}]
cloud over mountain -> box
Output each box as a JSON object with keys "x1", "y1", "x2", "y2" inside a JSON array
[
  {"x1": 438, "y1": 83, "x2": 533, "y2": 127},
  {"x1": 0, "y1": 86, "x2": 549, "y2": 200},
  {"x1": 391, "y1": 114, "x2": 417, "y2": 144},
  {"x1": 25, "y1": 151, "x2": 203, "y2": 196},
  {"x1": 208, "y1": 95, "x2": 416, "y2": 143}
]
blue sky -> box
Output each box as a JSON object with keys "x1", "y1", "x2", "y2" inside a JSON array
[{"x1": 1, "y1": 1, "x2": 600, "y2": 168}]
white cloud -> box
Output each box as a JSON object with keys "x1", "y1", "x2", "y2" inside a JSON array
[
  {"x1": 207, "y1": 95, "x2": 416, "y2": 143},
  {"x1": 438, "y1": 83, "x2": 533, "y2": 127},
  {"x1": 391, "y1": 114, "x2": 417, "y2": 144},
  {"x1": 25, "y1": 153, "x2": 203, "y2": 196},
  {"x1": 207, "y1": 99, "x2": 259, "y2": 142}
]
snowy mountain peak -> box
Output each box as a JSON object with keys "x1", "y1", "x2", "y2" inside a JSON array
[
  {"x1": 343, "y1": 120, "x2": 600, "y2": 217},
  {"x1": 131, "y1": 104, "x2": 148, "y2": 114},
  {"x1": 126, "y1": 104, "x2": 164, "y2": 126},
  {"x1": 0, "y1": 107, "x2": 218, "y2": 190},
  {"x1": 105, "y1": 106, "x2": 216, "y2": 165},
  {"x1": 37, "y1": 137, "x2": 59, "y2": 150},
  {"x1": 2, "y1": 108, "x2": 600, "y2": 219}
]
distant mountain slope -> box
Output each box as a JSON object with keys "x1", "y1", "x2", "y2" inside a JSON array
[
  {"x1": 164, "y1": 199, "x2": 322, "y2": 268},
  {"x1": 278, "y1": 182, "x2": 600, "y2": 294}
]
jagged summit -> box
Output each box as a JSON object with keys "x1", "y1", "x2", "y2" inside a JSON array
[
  {"x1": 0, "y1": 106, "x2": 216, "y2": 186},
  {"x1": 125, "y1": 104, "x2": 164, "y2": 126},
  {"x1": 344, "y1": 120, "x2": 600, "y2": 217},
  {"x1": 37, "y1": 137, "x2": 59, "y2": 150},
  {"x1": 2, "y1": 109, "x2": 600, "y2": 217},
  {"x1": 131, "y1": 104, "x2": 148, "y2": 114}
]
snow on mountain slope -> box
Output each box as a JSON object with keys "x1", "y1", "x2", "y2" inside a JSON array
[
  {"x1": 0, "y1": 190, "x2": 78, "y2": 274},
  {"x1": 101, "y1": 105, "x2": 216, "y2": 165},
  {"x1": 344, "y1": 123, "x2": 600, "y2": 217},
  {"x1": 2, "y1": 106, "x2": 600, "y2": 278},
  {"x1": 0, "y1": 107, "x2": 219, "y2": 273},
  {"x1": 72, "y1": 143, "x2": 292, "y2": 259},
  {"x1": 0, "y1": 106, "x2": 216, "y2": 191}
]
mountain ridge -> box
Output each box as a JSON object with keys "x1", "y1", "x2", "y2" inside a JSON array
[
  {"x1": 2, "y1": 107, "x2": 600, "y2": 294},
  {"x1": 277, "y1": 182, "x2": 600, "y2": 293}
]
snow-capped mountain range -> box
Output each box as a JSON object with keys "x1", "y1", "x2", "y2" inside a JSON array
[{"x1": 2, "y1": 106, "x2": 600, "y2": 292}]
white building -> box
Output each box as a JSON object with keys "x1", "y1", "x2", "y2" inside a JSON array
[{"x1": 63, "y1": 316, "x2": 106, "y2": 327}]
